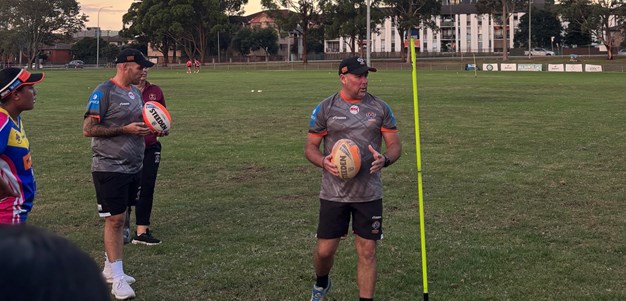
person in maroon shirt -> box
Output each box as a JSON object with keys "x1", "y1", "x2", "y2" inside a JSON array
[{"x1": 125, "y1": 67, "x2": 166, "y2": 245}]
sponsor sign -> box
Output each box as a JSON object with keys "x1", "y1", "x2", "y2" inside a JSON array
[
  {"x1": 584, "y1": 64, "x2": 603, "y2": 72},
  {"x1": 483, "y1": 63, "x2": 499, "y2": 71},
  {"x1": 500, "y1": 63, "x2": 517, "y2": 71},
  {"x1": 517, "y1": 64, "x2": 543, "y2": 72},
  {"x1": 565, "y1": 64, "x2": 583, "y2": 72},
  {"x1": 548, "y1": 64, "x2": 564, "y2": 72}
]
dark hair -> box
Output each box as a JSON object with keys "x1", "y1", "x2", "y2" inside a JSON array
[{"x1": 0, "y1": 225, "x2": 110, "y2": 301}]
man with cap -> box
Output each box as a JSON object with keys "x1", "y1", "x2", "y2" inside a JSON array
[
  {"x1": 0, "y1": 67, "x2": 44, "y2": 224},
  {"x1": 83, "y1": 48, "x2": 154, "y2": 300},
  {"x1": 305, "y1": 56, "x2": 402, "y2": 301}
]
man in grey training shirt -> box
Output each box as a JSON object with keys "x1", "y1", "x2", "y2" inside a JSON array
[
  {"x1": 83, "y1": 48, "x2": 154, "y2": 300},
  {"x1": 305, "y1": 56, "x2": 402, "y2": 301}
]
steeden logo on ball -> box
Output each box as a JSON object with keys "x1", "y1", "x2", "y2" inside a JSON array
[{"x1": 331, "y1": 139, "x2": 361, "y2": 180}]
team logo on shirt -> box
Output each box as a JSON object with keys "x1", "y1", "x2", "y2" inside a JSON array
[
  {"x1": 366, "y1": 111, "x2": 376, "y2": 122},
  {"x1": 149, "y1": 93, "x2": 157, "y2": 101},
  {"x1": 128, "y1": 92, "x2": 136, "y2": 100},
  {"x1": 349, "y1": 105, "x2": 359, "y2": 115}
]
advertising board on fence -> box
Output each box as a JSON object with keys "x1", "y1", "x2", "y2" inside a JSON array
[
  {"x1": 517, "y1": 64, "x2": 543, "y2": 72},
  {"x1": 483, "y1": 63, "x2": 499, "y2": 71},
  {"x1": 501, "y1": 63, "x2": 517, "y2": 71},
  {"x1": 548, "y1": 64, "x2": 564, "y2": 72},
  {"x1": 584, "y1": 64, "x2": 603, "y2": 72},
  {"x1": 566, "y1": 64, "x2": 584, "y2": 72}
]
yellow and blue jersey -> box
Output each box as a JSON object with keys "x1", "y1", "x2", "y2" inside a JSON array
[{"x1": 0, "y1": 108, "x2": 35, "y2": 224}]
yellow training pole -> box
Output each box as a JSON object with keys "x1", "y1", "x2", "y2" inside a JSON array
[{"x1": 410, "y1": 38, "x2": 429, "y2": 301}]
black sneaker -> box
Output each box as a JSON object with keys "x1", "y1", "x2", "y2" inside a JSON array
[{"x1": 131, "y1": 229, "x2": 162, "y2": 245}]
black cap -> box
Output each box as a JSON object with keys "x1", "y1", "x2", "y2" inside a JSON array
[
  {"x1": 115, "y1": 48, "x2": 155, "y2": 68},
  {"x1": 338, "y1": 56, "x2": 377, "y2": 75},
  {"x1": 0, "y1": 68, "x2": 44, "y2": 99}
]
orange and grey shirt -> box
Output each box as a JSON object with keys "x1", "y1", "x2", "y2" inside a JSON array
[
  {"x1": 308, "y1": 91, "x2": 398, "y2": 203},
  {"x1": 84, "y1": 80, "x2": 145, "y2": 174}
]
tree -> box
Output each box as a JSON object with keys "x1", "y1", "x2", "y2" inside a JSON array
[
  {"x1": 514, "y1": 8, "x2": 562, "y2": 49},
  {"x1": 70, "y1": 37, "x2": 119, "y2": 63},
  {"x1": 232, "y1": 27, "x2": 255, "y2": 55},
  {"x1": 261, "y1": 0, "x2": 329, "y2": 64},
  {"x1": 560, "y1": 0, "x2": 626, "y2": 60},
  {"x1": 123, "y1": 0, "x2": 246, "y2": 65},
  {"x1": 476, "y1": 0, "x2": 526, "y2": 61},
  {"x1": 2, "y1": 0, "x2": 86, "y2": 69},
  {"x1": 324, "y1": 0, "x2": 386, "y2": 56},
  {"x1": 251, "y1": 27, "x2": 279, "y2": 60},
  {"x1": 563, "y1": 18, "x2": 592, "y2": 47},
  {"x1": 383, "y1": 0, "x2": 441, "y2": 62}
]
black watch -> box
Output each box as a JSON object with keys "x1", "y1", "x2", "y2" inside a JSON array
[{"x1": 383, "y1": 155, "x2": 391, "y2": 168}]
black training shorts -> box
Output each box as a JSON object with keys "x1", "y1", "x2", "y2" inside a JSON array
[
  {"x1": 316, "y1": 199, "x2": 383, "y2": 240},
  {"x1": 92, "y1": 171, "x2": 141, "y2": 217}
]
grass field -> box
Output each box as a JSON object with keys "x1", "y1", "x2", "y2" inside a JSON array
[{"x1": 24, "y1": 66, "x2": 626, "y2": 300}]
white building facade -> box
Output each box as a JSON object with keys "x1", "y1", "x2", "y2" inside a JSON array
[{"x1": 324, "y1": 5, "x2": 527, "y2": 54}]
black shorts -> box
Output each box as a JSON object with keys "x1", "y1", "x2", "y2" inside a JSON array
[
  {"x1": 316, "y1": 199, "x2": 383, "y2": 240},
  {"x1": 92, "y1": 172, "x2": 141, "y2": 217}
]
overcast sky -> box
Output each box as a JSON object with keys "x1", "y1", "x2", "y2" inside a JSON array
[{"x1": 79, "y1": 0, "x2": 263, "y2": 31}]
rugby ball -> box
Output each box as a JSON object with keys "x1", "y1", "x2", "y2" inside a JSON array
[
  {"x1": 143, "y1": 101, "x2": 171, "y2": 133},
  {"x1": 331, "y1": 139, "x2": 361, "y2": 180}
]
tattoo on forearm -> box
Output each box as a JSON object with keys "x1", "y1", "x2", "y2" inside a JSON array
[{"x1": 84, "y1": 119, "x2": 124, "y2": 137}]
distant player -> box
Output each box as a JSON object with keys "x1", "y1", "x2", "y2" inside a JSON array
[
  {"x1": 194, "y1": 59, "x2": 200, "y2": 73},
  {"x1": 305, "y1": 56, "x2": 401, "y2": 301},
  {"x1": 0, "y1": 67, "x2": 44, "y2": 224},
  {"x1": 186, "y1": 59, "x2": 192, "y2": 74}
]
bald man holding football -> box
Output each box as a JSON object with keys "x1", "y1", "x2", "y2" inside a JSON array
[
  {"x1": 83, "y1": 48, "x2": 153, "y2": 300},
  {"x1": 305, "y1": 56, "x2": 402, "y2": 301}
]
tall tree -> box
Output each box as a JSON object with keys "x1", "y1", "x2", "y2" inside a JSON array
[
  {"x1": 563, "y1": 19, "x2": 593, "y2": 47},
  {"x1": 123, "y1": 0, "x2": 247, "y2": 65},
  {"x1": 383, "y1": 0, "x2": 440, "y2": 62},
  {"x1": 560, "y1": 0, "x2": 626, "y2": 60},
  {"x1": 476, "y1": 0, "x2": 526, "y2": 61},
  {"x1": 251, "y1": 27, "x2": 279, "y2": 60},
  {"x1": 2, "y1": 0, "x2": 86, "y2": 68},
  {"x1": 261, "y1": 0, "x2": 329, "y2": 64},
  {"x1": 324, "y1": 0, "x2": 386, "y2": 56},
  {"x1": 514, "y1": 8, "x2": 562, "y2": 49}
]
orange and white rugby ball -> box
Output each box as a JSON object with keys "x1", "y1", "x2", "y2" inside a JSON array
[
  {"x1": 143, "y1": 101, "x2": 171, "y2": 133},
  {"x1": 331, "y1": 139, "x2": 361, "y2": 180}
]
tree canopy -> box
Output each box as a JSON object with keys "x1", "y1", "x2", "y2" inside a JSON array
[
  {"x1": 261, "y1": 0, "x2": 329, "y2": 64},
  {"x1": 559, "y1": 0, "x2": 626, "y2": 59},
  {"x1": 515, "y1": 8, "x2": 562, "y2": 50},
  {"x1": 0, "y1": 0, "x2": 86, "y2": 68}
]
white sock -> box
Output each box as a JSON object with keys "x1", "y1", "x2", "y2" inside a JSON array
[
  {"x1": 111, "y1": 260, "x2": 124, "y2": 281},
  {"x1": 103, "y1": 252, "x2": 111, "y2": 273}
]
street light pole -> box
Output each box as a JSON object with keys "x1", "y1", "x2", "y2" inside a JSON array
[
  {"x1": 366, "y1": 0, "x2": 371, "y2": 66},
  {"x1": 528, "y1": 0, "x2": 532, "y2": 58},
  {"x1": 96, "y1": 6, "x2": 112, "y2": 68}
]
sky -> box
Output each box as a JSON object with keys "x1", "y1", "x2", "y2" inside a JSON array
[{"x1": 79, "y1": 0, "x2": 263, "y2": 31}]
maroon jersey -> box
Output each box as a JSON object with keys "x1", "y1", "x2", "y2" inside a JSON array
[{"x1": 140, "y1": 81, "x2": 166, "y2": 146}]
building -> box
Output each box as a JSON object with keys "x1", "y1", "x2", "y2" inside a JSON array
[{"x1": 324, "y1": 0, "x2": 546, "y2": 55}]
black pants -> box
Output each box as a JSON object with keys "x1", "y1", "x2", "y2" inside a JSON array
[{"x1": 135, "y1": 141, "x2": 161, "y2": 226}]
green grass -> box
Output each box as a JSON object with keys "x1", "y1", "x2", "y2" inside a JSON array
[{"x1": 24, "y1": 66, "x2": 626, "y2": 300}]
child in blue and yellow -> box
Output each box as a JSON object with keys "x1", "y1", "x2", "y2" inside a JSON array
[{"x1": 0, "y1": 67, "x2": 44, "y2": 224}]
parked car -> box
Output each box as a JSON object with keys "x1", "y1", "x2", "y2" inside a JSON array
[
  {"x1": 523, "y1": 48, "x2": 555, "y2": 56},
  {"x1": 65, "y1": 60, "x2": 84, "y2": 68},
  {"x1": 618, "y1": 49, "x2": 626, "y2": 56}
]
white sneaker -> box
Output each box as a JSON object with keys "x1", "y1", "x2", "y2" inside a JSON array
[
  {"x1": 111, "y1": 277, "x2": 136, "y2": 300},
  {"x1": 102, "y1": 269, "x2": 136, "y2": 284}
]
